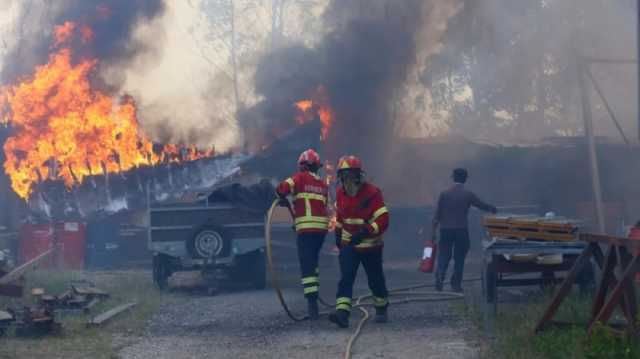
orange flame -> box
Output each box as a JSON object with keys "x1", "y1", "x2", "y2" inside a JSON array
[
  {"x1": 53, "y1": 22, "x2": 76, "y2": 47},
  {"x1": 293, "y1": 86, "x2": 334, "y2": 141},
  {"x1": 294, "y1": 100, "x2": 313, "y2": 114},
  {"x1": 0, "y1": 21, "x2": 213, "y2": 199}
]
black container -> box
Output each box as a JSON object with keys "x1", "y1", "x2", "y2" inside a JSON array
[{"x1": 85, "y1": 210, "x2": 150, "y2": 269}]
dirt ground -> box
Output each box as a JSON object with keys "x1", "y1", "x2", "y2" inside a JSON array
[{"x1": 119, "y1": 246, "x2": 481, "y2": 359}]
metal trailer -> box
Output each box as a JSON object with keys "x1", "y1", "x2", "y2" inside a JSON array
[{"x1": 148, "y1": 190, "x2": 267, "y2": 294}]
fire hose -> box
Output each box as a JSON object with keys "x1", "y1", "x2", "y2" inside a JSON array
[{"x1": 264, "y1": 199, "x2": 469, "y2": 358}]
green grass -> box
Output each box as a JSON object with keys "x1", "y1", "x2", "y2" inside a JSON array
[
  {"x1": 456, "y1": 289, "x2": 640, "y2": 359},
  {"x1": 0, "y1": 270, "x2": 162, "y2": 359}
]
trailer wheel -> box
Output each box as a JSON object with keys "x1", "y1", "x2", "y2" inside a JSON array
[
  {"x1": 188, "y1": 226, "x2": 227, "y2": 259},
  {"x1": 153, "y1": 254, "x2": 171, "y2": 290}
]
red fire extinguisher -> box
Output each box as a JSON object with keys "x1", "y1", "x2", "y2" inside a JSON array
[{"x1": 419, "y1": 239, "x2": 437, "y2": 273}]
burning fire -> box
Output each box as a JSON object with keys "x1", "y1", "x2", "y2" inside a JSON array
[
  {"x1": 294, "y1": 86, "x2": 334, "y2": 141},
  {"x1": 0, "y1": 21, "x2": 214, "y2": 199}
]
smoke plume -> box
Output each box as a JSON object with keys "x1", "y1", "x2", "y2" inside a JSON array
[
  {"x1": 247, "y1": 0, "x2": 453, "y2": 178},
  {"x1": 0, "y1": 0, "x2": 165, "y2": 85}
]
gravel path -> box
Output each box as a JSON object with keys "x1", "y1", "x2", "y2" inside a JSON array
[{"x1": 120, "y1": 247, "x2": 481, "y2": 359}]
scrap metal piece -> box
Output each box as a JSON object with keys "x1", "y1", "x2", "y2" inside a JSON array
[
  {"x1": 72, "y1": 284, "x2": 109, "y2": 299},
  {"x1": 0, "y1": 249, "x2": 53, "y2": 285},
  {"x1": 86, "y1": 302, "x2": 137, "y2": 327},
  {"x1": 15, "y1": 306, "x2": 60, "y2": 336},
  {"x1": 83, "y1": 298, "x2": 101, "y2": 314}
]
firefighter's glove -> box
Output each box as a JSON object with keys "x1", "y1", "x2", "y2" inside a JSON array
[
  {"x1": 350, "y1": 228, "x2": 369, "y2": 246},
  {"x1": 277, "y1": 197, "x2": 290, "y2": 208}
]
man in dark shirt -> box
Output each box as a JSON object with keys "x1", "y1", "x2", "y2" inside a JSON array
[{"x1": 432, "y1": 168, "x2": 497, "y2": 292}]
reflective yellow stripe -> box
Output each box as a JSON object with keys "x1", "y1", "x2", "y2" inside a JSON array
[
  {"x1": 285, "y1": 178, "x2": 295, "y2": 192},
  {"x1": 302, "y1": 277, "x2": 319, "y2": 285},
  {"x1": 370, "y1": 222, "x2": 380, "y2": 234},
  {"x1": 373, "y1": 296, "x2": 388, "y2": 307},
  {"x1": 354, "y1": 242, "x2": 378, "y2": 248},
  {"x1": 336, "y1": 297, "x2": 352, "y2": 311},
  {"x1": 304, "y1": 286, "x2": 319, "y2": 294},
  {"x1": 296, "y1": 222, "x2": 329, "y2": 230},
  {"x1": 295, "y1": 193, "x2": 327, "y2": 202},
  {"x1": 295, "y1": 216, "x2": 329, "y2": 224},
  {"x1": 335, "y1": 221, "x2": 343, "y2": 229},
  {"x1": 370, "y1": 206, "x2": 389, "y2": 222},
  {"x1": 337, "y1": 297, "x2": 352, "y2": 305},
  {"x1": 361, "y1": 237, "x2": 381, "y2": 244},
  {"x1": 355, "y1": 237, "x2": 383, "y2": 248},
  {"x1": 305, "y1": 198, "x2": 311, "y2": 217},
  {"x1": 344, "y1": 218, "x2": 365, "y2": 225}
]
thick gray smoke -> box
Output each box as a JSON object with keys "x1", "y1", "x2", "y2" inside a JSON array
[
  {"x1": 247, "y1": 0, "x2": 427, "y2": 177},
  {"x1": 0, "y1": 0, "x2": 165, "y2": 86},
  {"x1": 427, "y1": 0, "x2": 637, "y2": 143}
]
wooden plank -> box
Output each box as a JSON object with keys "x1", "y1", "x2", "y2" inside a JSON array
[
  {"x1": 487, "y1": 228, "x2": 576, "y2": 242},
  {"x1": 83, "y1": 298, "x2": 101, "y2": 314},
  {"x1": 86, "y1": 302, "x2": 137, "y2": 327},
  {"x1": 0, "y1": 249, "x2": 53, "y2": 285},
  {"x1": 534, "y1": 243, "x2": 594, "y2": 333},
  {"x1": 580, "y1": 233, "x2": 640, "y2": 252},
  {"x1": 588, "y1": 255, "x2": 640, "y2": 336},
  {"x1": 591, "y1": 245, "x2": 618, "y2": 320},
  {"x1": 588, "y1": 244, "x2": 632, "y2": 326},
  {"x1": 618, "y1": 248, "x2": 638, "y2": 334},
  {"x1": 72, "y1": 285, "x2": 109, "y2": 298}
]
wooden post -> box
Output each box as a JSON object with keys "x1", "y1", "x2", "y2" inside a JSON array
[
  {"x1": 535, "y1": 234, "x2": 640, "y2": 337},
  {"x1": 578, "y1": 57, "x2": 606, "y2": 233},
  {"x1": 588, "y1": 255, "x2": 640, "y2": 335},
  {"x1": 533, "y1": 243, "x2": 594, "y2": 333}
]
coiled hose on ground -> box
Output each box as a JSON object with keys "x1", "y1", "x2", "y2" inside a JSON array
[{"x1": 264, "y1": 199, "x2": 469, "y2": 359}]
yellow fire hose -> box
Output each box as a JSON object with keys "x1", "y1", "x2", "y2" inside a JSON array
[{"x1": 264, "y1": 199, "x2": 467, "y2": 358}]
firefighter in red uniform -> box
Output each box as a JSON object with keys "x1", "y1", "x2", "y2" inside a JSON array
[
  {"x1": 329, "y1": 155, "x2": 390, "y2": 328},
  {"x1": 276, "y1": 149, "x2": 329, "y2": 320}
]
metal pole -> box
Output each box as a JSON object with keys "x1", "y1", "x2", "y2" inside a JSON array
[
  {"x1": 585, "y1": 68, "x2": 630, "y2": 145},
  {"x1": 578, "y1": 57, "x2": 606, "y2": 233}
]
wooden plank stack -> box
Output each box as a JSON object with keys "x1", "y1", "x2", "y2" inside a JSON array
[{"x1": 483, "y1": 215, "x2": 579, "y2": 242}]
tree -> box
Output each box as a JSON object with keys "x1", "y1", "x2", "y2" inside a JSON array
[{"x1": 423, "y1": 0, "x2": 635, "y2": 143}]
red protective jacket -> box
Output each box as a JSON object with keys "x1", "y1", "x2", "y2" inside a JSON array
[
  {"x1": 276, "y1": 171, "x2": 329, "y2": 234},
  {"x1": 335, "y1": 182, "x2": 389, "y2": 252}
]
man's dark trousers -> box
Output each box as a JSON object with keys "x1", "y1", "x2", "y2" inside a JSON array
[
  {"x1": 436, "y1": 228, "x2": 470, "y2": 288},
  {"x1": 297, "y1": 232, "x2": 326, "y2": 299},
  {"x1": 336, "y1": 246, "x2": 388, "y2": 305}
]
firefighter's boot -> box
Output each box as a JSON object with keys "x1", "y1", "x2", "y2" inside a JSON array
[
  {"x1": 329, "y1": 309, "x2": 349, "y2": 328},
  {"x1": 307, "y1": 299, "x2": 319, "y2": 320},
  {"x1": 375, "y1": 306, "x2": 388, "y2": 323}
]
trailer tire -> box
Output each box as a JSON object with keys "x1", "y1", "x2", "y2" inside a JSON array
[
  {"x1": 188, "y1": 225, "x2": 228, "y2": 259},
  {"x1": 153, "y1": 254, "x2": 171, "y2": 290}
]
